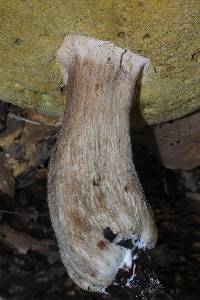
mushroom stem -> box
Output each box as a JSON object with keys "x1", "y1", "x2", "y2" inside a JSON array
[{"x1": 48, "y1": 35, "x2": 157, "y2": 294}]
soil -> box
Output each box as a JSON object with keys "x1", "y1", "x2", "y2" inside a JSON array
[{"x1": 0, "y1": 101, "x2": 199, "y2": 300}]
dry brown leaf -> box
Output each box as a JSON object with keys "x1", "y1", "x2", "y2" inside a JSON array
[
  {"x1": 154, "y1": 110, "x2": 200, "y2": 170},
  {"x1": 0, "y1": 154, "x2": 15, "y2": 197},
  {"x1": 0, "y1": 223, "x2": 55, "y2": 255},
  {"x1": 0, "y1": 110, "x2": 57, "y2": 178},
  {"x1": 24, "y1": 109, "x2": 61, "y2": 127}
]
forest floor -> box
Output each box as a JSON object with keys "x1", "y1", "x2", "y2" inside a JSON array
[{"x1": 0, "y1": 100, "x2": 199, "y2": 300}]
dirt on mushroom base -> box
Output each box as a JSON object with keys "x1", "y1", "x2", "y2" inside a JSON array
[{"x1": 0, "y1": 101, "x2": 199, "y2": 300}]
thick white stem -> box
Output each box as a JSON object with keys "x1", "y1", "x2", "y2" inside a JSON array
[{"x1": 48, "y1": 35, "x2": 157, "y2": 293}]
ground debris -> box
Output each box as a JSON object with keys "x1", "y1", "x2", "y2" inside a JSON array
[
  {"x1": 0, "y1": 101, "x2": 58, "y2": 196},
  {"x1": 0, "y1": 154, "x2": 15, "y2": 197},
  {"x1": 133, "y1": 110, "x2": 200, "y2": 170},
  {"x1": 0, "y1": 100, "x2": 199, "y2": 300},
  {"x1": 0, "y1": 223, "x2": 55, "y2": 255}
]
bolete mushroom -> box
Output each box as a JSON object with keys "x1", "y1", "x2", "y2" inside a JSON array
[{"x1": 48, "y1": 35, "x2": 158, "y2": 295}]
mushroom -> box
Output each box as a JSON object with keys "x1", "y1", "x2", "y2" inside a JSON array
[{"x1": 48, "y1": 35, "x2": 158, "y2": 295}]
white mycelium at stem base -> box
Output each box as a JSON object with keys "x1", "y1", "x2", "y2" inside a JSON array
[{"x1": 48, "y1": 35, "x2": 157, "y2": 293}]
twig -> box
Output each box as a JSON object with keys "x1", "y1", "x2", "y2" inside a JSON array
[
  {"x1": 0, "y1": 209, "x2": 49, "y2": 217},
  {"x1": 7, "y1": 113, "x2": 41, "y2": 125}
]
